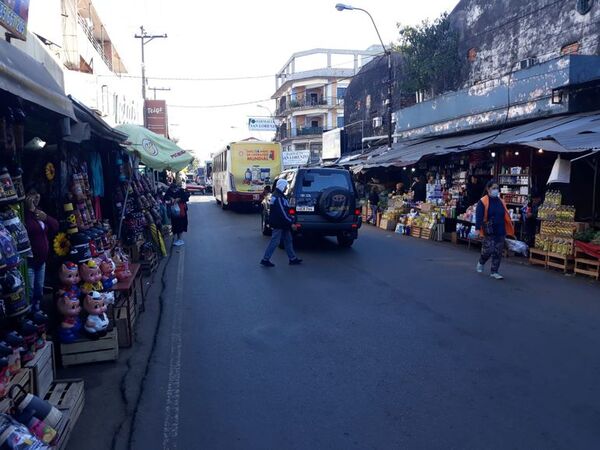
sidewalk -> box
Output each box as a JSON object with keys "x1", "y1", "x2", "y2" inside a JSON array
[
  {"x1": 63, "y1": 256, "x2": 167, "y2": 450},
  {"x1": 366, "y1": 222, "x2": 599, "y2": 286}
]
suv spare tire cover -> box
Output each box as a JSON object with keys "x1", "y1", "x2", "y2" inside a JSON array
[{"x1": 318, "y1": 187, "x2": 353, "y2": 222}]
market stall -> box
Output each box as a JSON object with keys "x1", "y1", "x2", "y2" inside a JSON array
[{"x1": 0, "y1": 40, "x2": 87, "y2": 448}]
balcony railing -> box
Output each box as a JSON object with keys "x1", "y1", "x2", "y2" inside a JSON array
[
  {"x1": 295, "y1": 127, "x2": 324, "y2": 136},
  {"x1": 77, "y1": 14, "x2": 114, "y2": 72},
  {"x1": 277, "y1": 96, "x2": 345, "y2": 115}
]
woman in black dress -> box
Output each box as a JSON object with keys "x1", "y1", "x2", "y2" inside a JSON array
[{"x1": 164, "y1": 181, "x2": 190, "y2": 246}]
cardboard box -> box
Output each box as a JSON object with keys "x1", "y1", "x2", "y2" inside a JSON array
[{"x1": 379, "y1": 219, "x2": 397, "y2": 231}]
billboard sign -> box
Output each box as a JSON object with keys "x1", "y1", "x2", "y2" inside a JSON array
[
  {"x1": 144, "y1": 100, "x2": 168, "y2": 137},
  {"x1": 282, "y1": 150, "x2": 310, "y2": 168},
  {"x1": 231, "y1": 142, "x2": 282, "y2": 193},
  {"x1": 322, "y1": 128, "x2": 342, "y2": 160},
  {"x1": 0, "y1": 0, "x2": 30, "y2": 41},
  {"x1": 248, "y1": 117, "x2": 276, "y2": 132}
]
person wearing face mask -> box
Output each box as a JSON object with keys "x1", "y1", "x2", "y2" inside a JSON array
[{"x1": 475, "y1": 181, "x2": 515, "y2": 280}]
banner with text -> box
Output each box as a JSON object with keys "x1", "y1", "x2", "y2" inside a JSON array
[
  {"x1": 145, "y1": 100, "x2": 168, "y2": 137},
  {"x1": 0, "y1": 0, "x2": 30, "y2": 41},
  {"x1": 282, "y1": 150, "x2": 310, "y2": 168},
  {"x1": 248, "y1": 117, "x2": 276, "y2": 132},
  {"x1": 231, "y1": 142, "x2": 282, "y2": 193}
]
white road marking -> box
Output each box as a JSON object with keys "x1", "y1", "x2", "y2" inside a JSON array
[{"x1": 162, "y1": 250, "x2": 185, "y2": 450}]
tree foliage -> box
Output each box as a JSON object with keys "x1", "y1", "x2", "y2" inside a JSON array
[{"x1": 395, "y1": 13, "x2": 463, "y2": 97}]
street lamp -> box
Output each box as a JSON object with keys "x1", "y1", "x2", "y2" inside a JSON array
[{"x1": 336, "y1": 4, "x2": 393, "y2": 150}]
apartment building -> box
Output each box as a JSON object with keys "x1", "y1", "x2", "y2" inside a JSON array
[
  {"x1": 27, "y1": 0, "x2": 143, "y2": 126},
  {"x1": 272, "y1": 47, "x2": 380, "y2": 166}
]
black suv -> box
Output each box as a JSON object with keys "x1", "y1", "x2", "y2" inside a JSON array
[{"x1": 261, "y1": 167, "x2": 362, "y2": 247}]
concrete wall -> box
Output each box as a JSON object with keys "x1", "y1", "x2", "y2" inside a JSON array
[{"x1": 452, "y1": 0, "x2": 600, "y2": 85}]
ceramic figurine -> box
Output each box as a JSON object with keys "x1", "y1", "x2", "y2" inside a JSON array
[
  {"x1": 113, "y1": 249, "x2": 132, "y2": 281},
  {"x1": 57, "y1": 262, "x2": 80, "y2": 300},
  {"x1": 32, "y1": 311, "x2": 48, "y2": 350},
  {"x1": 79, "y1": 259, "x2": 103, "y2": 294},
  {"x1": 82, "y1": 291, "x2": 108, "y2": 338},
  {"x1": 19, "y1": 320, "x2": 38, "y2": 363},
  {"x1": 100, "y1": 256, "x2": 118, "y2": 290},
  {"x1": 56, "y1": 292, "x2": 81, "y2": 343}
]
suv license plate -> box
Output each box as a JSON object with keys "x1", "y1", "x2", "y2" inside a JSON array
[
  {"x1": 253, "y1": 194, "x2": 260, "y2": 200},
  {"x1": 297, "y1": 206, "x2": 315, "y2": 212}
]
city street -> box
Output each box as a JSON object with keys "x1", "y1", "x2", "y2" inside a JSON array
[{"x1": 125, "y1": 196, "x2": 600, "y2": 450}]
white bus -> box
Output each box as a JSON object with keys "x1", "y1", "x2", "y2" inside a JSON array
[{"x1": 213, "y1": 141, "x2": 282, "y2": 209}]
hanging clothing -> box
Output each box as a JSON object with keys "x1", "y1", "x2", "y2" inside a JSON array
[{"x1": 89, "y1": 151, "x2": 104, "y2": 197}]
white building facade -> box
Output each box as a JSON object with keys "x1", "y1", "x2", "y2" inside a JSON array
[
  {"x1": 26, "y1": 0, "x2": 143, "y2": 126},
  {"x1": 272, "y1": 48, "x2": 380, "y2": 167}
]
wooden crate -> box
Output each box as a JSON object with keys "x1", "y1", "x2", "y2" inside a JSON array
[
  {"x1": 0, "y1": 368, "x2": 33, "y2": 413},
  {"x1": 421, "y1": 227, "x2": 433, "y2": 240},
  {"x1": 529, "y1": 248, "x2": 548, "y2": 267},
  {"x1": 410, "y1": 226, "x2": 422, "y2": 238},
  {"x1": 115, "y1": 299, "x2": 137, "y2": 348},
  {"x1": 60, "y1": 330, "x2": 119, "y2": 367},
  {"x1": 141, "y1": 252, "x2": 159, "y2": 276},
  {"x1": 379, "y1": 219, "x2": 396, "y2": 231},
  {"x1": 45, "y1": 379, "x2": 85, "y2": 450},
  {"x1": 25, "y1": 341, "x2": 55, "y2": 397},
  {"x1": 574, "y1": 250, "x2": 600, "y2": 280},
  {"x1": 547, "y1": 252, "x2": 575, "y2": 273}
]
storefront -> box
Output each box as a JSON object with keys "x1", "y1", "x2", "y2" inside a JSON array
[
  {"x1": 0, "y1": 37, "x2": 175, "y2": 447},
  {"x1": 349, "y1": 111, "x2": 600, "y2": 280}
]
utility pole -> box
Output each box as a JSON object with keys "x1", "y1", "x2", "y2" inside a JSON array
[
  {"x1": 134, "y1": 26, "x2": 168, "y2": 101},
  {"x1": 148, "y1": 87, "x2": 171, "y2": 100}
]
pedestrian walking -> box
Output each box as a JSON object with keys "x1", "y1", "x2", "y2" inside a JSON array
[
  {"x1": 368, "y1": 187, "x2": 379, "y2": 225},
  {"x1": 260, "y1": 179, "x2": 302, "y2": 267},
  {"x1": 475, "y1": 181, "x2": 515, "y2": 280},
  {"x1": 164, "y1": 179, "x2": 190, "y2": 247}
]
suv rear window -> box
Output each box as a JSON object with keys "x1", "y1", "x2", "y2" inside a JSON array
[{"x1": 299, "y1": 170, "x2": 352, "y2": 193}]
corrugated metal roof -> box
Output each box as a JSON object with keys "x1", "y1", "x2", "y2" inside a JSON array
[{"x1": 357, "y1": 111, "x2": 600, "y2": 169}]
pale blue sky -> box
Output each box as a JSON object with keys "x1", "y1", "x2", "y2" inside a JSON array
[{"x1": 95, "y1": 0, "x2": 460, "y2": 159}]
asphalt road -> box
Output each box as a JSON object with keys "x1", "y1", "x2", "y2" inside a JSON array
[{"x1": 131, "y1": 196, "x2": 600, "y2": 450}]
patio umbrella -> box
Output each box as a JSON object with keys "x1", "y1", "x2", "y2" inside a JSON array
[{"x1": 116, "y1": 124, "x2": 194, "y2": 172}]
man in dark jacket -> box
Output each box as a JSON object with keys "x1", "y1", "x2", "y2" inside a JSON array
[{"x1": 261, "y1": 179, "x2": 302, "y2": 267}]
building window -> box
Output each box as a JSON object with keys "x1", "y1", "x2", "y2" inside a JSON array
[
  {"x1": 561, "y1": 41, "x2": 581, "y2": 55},
  {"x1": 337, "y1": 87, "x2": 347, "y2": 99},
  {"x1": 295, "y1": 143, "x2": 307, "y2": 150},
  {"x1": 311, "y1": 120, "x2": 319, "y2": 128},
  {"x1": 337, "y1": 116, "x2": 345, "y2": 128},
  {"x1": 467, "y1": 48, "x2": 477, "y2": 62}
]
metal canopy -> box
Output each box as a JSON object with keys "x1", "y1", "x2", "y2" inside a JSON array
[
  {"x1": 70, "y1": 96, "x2": 127, "y2": 143},
  {"x1": 358, "y1": 111, "x2": 600, "y2": 169},
  {"x1": 0, "y1": 38, "x2": 75, "y2": 120}
]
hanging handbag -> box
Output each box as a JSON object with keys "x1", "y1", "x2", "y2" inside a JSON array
[{"x1": 170, "y1": 203, "x2": 181, "y2": 218}]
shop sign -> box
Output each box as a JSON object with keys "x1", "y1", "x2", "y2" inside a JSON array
[
  {"x1": 322, "y1": 128, "x2": 342, "y2": 160},
  {"x1": 248, "y1": 117, "x2": 276, "y2": 132},
  {"x1": 144, "y1": 100, "x2": 168, "y2": 137},
  {"x1": 0, "y1": 0, "x2": 29, "y2": 41},
  {"x1": 282, "y1": 150, "x2": 310, "y2": 168}
]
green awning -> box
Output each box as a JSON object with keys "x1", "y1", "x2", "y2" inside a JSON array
[{"x1": 116, "y1": 124, "x2": 194, "y2": 172}]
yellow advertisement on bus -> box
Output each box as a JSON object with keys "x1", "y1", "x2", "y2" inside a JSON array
[{"x1": 230, "y1": 142, "x2": 282, "y2": 193}]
